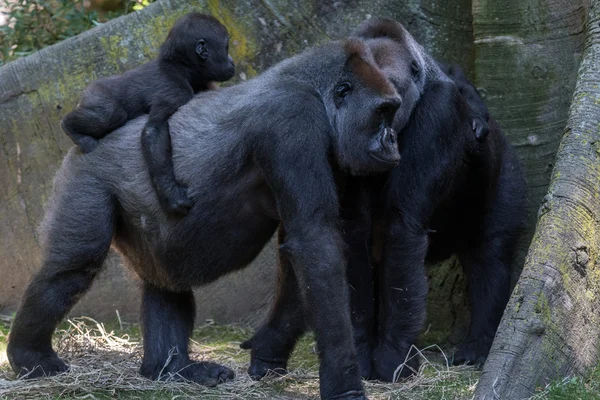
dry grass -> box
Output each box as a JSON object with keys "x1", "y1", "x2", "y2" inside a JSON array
[{"x1": 0, "y1": 317, "x2": 480, "y2": 399}]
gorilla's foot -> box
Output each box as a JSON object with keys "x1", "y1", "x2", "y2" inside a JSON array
[
  {"x1": 453, "y1": 335, "x2": 492, "y2": 366},
  {"x1": 371, "y1": 341, "x2": 419, "y2": 382},
  {"x1": 141, "y1": 360, "x2": 234, "y2": 386},
  {"x1": 7, "y1": 345, "x2": 69, "y2": 379},
  {"x1": 247, "y1": 355, "x2": 288, "y2": 380},
  {"x1": 327, "y1": 390, "x2": 368, "y2": 400},
  {"x1": 354, "y1": 340, "x2": 372, "y2": 380}
]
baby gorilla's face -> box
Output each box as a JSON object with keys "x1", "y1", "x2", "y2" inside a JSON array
[{"x1": 199, "y1": 33, "x2": 235, "y2": 82}]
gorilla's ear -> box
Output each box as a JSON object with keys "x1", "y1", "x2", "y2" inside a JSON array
[
  {"x1": 196, "y1": 39, "x2": 209, "y2": 60},
  {"x1": 352, "y1": 18, "x2": 406, "y2": 42}
]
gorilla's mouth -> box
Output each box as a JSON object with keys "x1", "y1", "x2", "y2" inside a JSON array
[
  {"x1": 369, "y1": 152, "x2": 401, "y2": 165},
  {"x1": 367, "y1": 124, "x2": 401, "y2": 166}
]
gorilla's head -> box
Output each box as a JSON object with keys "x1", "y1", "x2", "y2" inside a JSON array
[
  {"x1": 352, "y1": 18, "x2": 430, "y2": 133},
  {"x1": 313, "y1": 38, "x2": 403, "y2": 175},
  {"x1": 160, "y1": 12, "x2": 235, "y2": 82}
]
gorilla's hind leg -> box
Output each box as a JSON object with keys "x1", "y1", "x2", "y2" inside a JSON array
[
  {"x1": 242, "y1": 228, "x2": 306, "y2": 380},
  {"x1": 7, "y1": 179, "x2": 115, "y2": 378},
  {"x1": 139, "y1": 284, "x2": 234, "y2": 385}
]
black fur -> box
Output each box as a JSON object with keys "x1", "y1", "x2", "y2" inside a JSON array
[
  {"x1": 242, "y1": 18, "x2": 526, "y2": 383},
  {"x1": 440, "y1": 62, "x2": 491, "y2": 141},
  {"x1": 61, "y1": 13, "x2": 235, "y2": 215},
  {"x1": 8, "y1": 38, "x2": 406, "y2": 400},
  {"x1": 351, "y1": 19, "x2": 526, "y2": 380}
]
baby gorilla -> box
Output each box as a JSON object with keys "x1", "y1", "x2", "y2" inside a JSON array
[{"x1": 61, "y1": 12, "x2": 235, "y2": 215}]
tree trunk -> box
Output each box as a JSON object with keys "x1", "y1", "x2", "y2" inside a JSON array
[
  {"x1": 422, "y1": 0, "x2": 589, "y2": 349},
  {"x1": 473, "y1": 0, "x2": 588, "y2": 278},
  {"x1": 474, "y1": 1, "x2": 600, "y2": 398}
]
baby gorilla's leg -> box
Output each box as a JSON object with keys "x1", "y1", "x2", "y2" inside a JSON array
[{"x1": 61, "y1": 93, "x2": 127, "y2": 153}]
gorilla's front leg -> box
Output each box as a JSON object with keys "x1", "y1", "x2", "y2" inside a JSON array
[
  {"x1": 344, "y1": 219, "x2": 376, "y2": 380},
  {"x1": 286, "y1": 225, "x2": 365, "y2": 400},
  {"x1": 372, "y1": 218, "x2": 429, "y2": 382},
  {"x1": 140, "y1": 284, "x2": 233, "y2": 385},
  {"x1": 454, "y1": 231, "x2": 512, "y2": 366},
  {"x1": 242, "y1": 229, "x2": 307, "y2": 379}
]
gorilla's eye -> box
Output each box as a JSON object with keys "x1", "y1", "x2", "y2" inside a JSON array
[
  {"x1": 335, "y1": 82, "x2": 352, "y2": 98},
  {"x1": 411, "y1": 60, "x2": 420, "y2": 81}
]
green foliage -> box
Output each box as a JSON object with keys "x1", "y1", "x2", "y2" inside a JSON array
[
  {"x1": 0, "y1": 0, "x2": 155, "y2": 67},
  {"x1": 542, "y1": 368, "x2": 600, "y2": 399}
]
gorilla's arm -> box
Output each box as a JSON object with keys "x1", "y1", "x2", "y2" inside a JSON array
[{"x1": 249, "y1": 100, "x2": 364, "y2": 399}]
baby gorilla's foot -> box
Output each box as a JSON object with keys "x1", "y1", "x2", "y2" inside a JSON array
[{"x1": 158, "y1": 184, "x2": 193, "y2": 216}]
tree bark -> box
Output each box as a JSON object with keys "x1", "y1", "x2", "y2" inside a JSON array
[
  {"x1": 475, "y1": 1, "x2": 600, "y2": 398},
  {"x1": 423, "y1": 0, "x2": 589, "y2": 349},
  {"x1": 472, "y1": 0, "x2": 589, "y2": 279}
]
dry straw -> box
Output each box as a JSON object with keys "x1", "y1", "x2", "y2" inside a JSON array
[{"x1": 0, "y1": 317, "x2": 478, "y2": 399}]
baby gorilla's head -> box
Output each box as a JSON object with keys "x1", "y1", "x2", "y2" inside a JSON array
[{"x1": 160, "y1": 12, "x2": 235, "y2": 82}]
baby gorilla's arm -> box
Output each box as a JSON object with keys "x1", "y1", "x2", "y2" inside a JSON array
[{"x1": 141, "y1": 91, "x2": 194, "y2": 215}]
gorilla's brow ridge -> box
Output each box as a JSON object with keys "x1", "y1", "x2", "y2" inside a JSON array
[{"x1": 344, "y1": 39, "x2": 396, "y2": 97}]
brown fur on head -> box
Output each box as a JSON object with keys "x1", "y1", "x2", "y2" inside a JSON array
[
  {"x1": 343, "y1": 38, "x2": 397, "y2": 97},
  {"x1": 352, "y1": 18, "x2": 427, "y2": 88},
  {"x1": 351, "y1": 18, "x2": 432, "y2": 131},
  {"x1": 351, "y1": 17, "x2": 409, "y2": 42}
]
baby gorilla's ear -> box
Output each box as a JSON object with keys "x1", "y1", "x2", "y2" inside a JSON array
[
  {"x1": 196, "y1": 39, "x2": 208, "y2": 60},
  {"x1": 352, "y1": 18, "x2": 406, "y2": 42}
]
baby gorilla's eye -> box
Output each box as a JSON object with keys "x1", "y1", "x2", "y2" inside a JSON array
[
  {"x1": 335, "y1": 82, "x2": 352, "y2": 98},
  {"x1": 411, "y1": 60, "x2": 420, "y2": 81}
]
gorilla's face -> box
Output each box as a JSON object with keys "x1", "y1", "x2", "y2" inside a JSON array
[
  {"x1": 368, "y1": 37, "x2": 426, "y2": 132},
  {"x1": 160, "y1": 13, "x2": 235, "y2": 82},
  {"x1": 327, "y1": 39, "x2": 402, "y2": 175},
  {"x1": 197, "y1": 31, "x2": 235, "y2": 82},
  {"x1": 351, "y1": 18, "x2": 428, "y2": 136}
]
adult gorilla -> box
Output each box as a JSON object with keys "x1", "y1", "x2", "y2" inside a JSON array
[
  {"x1": 7, "y1": 38, "x2": 407, "y2": 400},
  {"x1": 348, "y1": 19, "x2": 525, "y2": 381},
  {"x1": 243, "y1": 18, "x2": 526, "y2": 382}
]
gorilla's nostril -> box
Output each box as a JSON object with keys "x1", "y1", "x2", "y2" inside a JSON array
[
  {"x1": 387, "y1": 128, "x2": 397, "y2": 145},
  {"x1": 378, "y1": 97, "x2": 402, "y2": 114}
]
